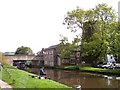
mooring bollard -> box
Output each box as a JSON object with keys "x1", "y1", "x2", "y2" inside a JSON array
[{"x1": 74, "y1": 85, "x2": 81, "y2": 90}]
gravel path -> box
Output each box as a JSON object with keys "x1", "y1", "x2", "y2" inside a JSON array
[{"x1": 0, "y1": 80, "x2": 12, "y2": 90}]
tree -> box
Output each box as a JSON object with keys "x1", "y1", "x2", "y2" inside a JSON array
[
  {"x1": 106, "y1": 22, "x2": 120, "y2": 62},
  {"x1": 0, "y1": 52, "x2": 6, "y2": 64},
  {"x1": 59, "y1": 35, "x2": 81, "y2": 64},
  {"x1": 63, "y1": 3, "x2": 117, "y2": 65},
  {"x1": 59, "y1": 35, "x2": 71, "y2": 59},
  {"x1": 15, "y1": 46, "x2": 33, "y2": 55}
]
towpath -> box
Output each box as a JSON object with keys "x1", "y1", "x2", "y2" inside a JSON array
[{"x1": 0, "y1": 80, "x2": 12, "y2": 90}]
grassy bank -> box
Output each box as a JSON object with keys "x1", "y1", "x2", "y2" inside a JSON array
[
  {"x1": 64, "y1": 65, "x2": 120, "y2": 75},
  {"x1": 2, "y1": 64, "x2": 72, "y2": 89}
]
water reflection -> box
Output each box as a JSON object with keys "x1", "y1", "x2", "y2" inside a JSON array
[{"x1": 26, "y1": 68, "x2": 120, "y2": 88}]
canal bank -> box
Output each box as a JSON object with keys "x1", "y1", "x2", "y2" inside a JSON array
[
  {"x1": 26, "y1": 67, "x2": 120, "y2": 89},
  {"x1": 1, "y1": 64, "x2": 72, "y2": 89},
  {"x1": 0, "y1": 80, "x2": 12, "y2": 89},
  {"x1": 54, "y1": 65, "x2": 120, "y2": 76}
]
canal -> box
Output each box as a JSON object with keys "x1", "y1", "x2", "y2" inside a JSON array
[{"x1": 26, "y1": 68, "x2": 120, "y2": 89}]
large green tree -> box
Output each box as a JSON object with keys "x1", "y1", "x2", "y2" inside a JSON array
[
  {"x1": 59, "y1": 36, "x2": 71, "y2": 59},
  {"x1": 106, "y1": 22, "x2": 120, "y2": 62},
  {"x1": 63, "y1": 3, "x2": 118, "y2": 65},
  {"x1": 15, "y1": 46, "x2": 33, "y2": 55},
  {"x1": 59, "y1": 35, "x2": 80, "y2": 60}
]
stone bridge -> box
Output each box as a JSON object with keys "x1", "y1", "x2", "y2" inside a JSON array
[{"x1": 5, "y1": 55, "x2": 43, "y2": 66}]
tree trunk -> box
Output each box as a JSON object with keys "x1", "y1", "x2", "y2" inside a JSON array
[{"x1": 118, "y1": 56, "x2": 120, "y2": 63}]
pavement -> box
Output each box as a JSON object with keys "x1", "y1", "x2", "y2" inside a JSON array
[{"x1": 0, "y1": 80, "x2": 12, "y2": 90}]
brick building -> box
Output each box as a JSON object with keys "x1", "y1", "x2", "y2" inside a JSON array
[
  {"x1": 36, "y1": 44, "x2": 80, "y2": 67},
  {"x1": 37, "y1": 45, "x2": 61, "y2": 67}
]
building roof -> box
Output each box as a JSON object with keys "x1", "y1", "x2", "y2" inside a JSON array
[
  {"x1": 36, "y1": 44, "x2": 60, "y2": 56},
  {"x1": 43, "y1": 44, "x2": 59, "y2": 51}
]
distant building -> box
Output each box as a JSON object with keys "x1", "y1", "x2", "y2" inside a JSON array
[
  {"x1": 36, "y1": 44, "x2": 80, "y2": 67},
  {"x1": 38, "y1": 44, "x2": 61, "y2": 67},
  {"x1": 43, "y1": 45, "x2": 61, "y2": 66}
]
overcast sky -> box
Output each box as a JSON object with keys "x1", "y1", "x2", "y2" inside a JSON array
[{"x1": 0, "y1": 0, "x2": 119, "y2": 53}]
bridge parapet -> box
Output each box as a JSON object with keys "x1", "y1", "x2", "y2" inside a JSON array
[{"x1": 5, "y1": 55, "x2": 35, "y2": 65}]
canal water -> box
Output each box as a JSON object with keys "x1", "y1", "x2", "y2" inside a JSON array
[{"x1": 26, "y1": 68, "x2": 120, "y2": 89}]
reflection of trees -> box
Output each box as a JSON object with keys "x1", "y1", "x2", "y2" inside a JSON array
[
  {"x1": 54, "y1": 70, "x2": 71, "y2": 81},
  {"x1": 118, "y1": 81, "x2": 120, "y2": 89},
  {"x1": 31, "y1": 68, "x2": 119, "y2": 88}
]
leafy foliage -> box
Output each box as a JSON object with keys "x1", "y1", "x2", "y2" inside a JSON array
[
  {"x1": 63, "y1": 3, "x2": 118, "y2": 65},
  {"x1": 59, "y1": 36, "x2": 71, "y2": 59},
  {"x1": 106, "y1": 22, "x2": 120, "y2": 59},
  {"x1": 0, "y1": 52, "x2": 6, "y2": 64},
  {"x1": 15, "y1": 46, "x2": 33, "y2": 55},
  {"x1": 59, "y1": 35, "x2": 81, "y2": 60}
]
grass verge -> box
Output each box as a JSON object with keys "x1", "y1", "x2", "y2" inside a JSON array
[
  {"x1": 64, "y1": 65, "x2": 120, "y2": 75},
  {"x1": 2, "y1": 64, "x2": 72, "y2": 89}
]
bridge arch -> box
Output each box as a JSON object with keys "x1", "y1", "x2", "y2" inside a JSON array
[{"x1": 5, "y1": 55, "x2": 35, "y2": 66}]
